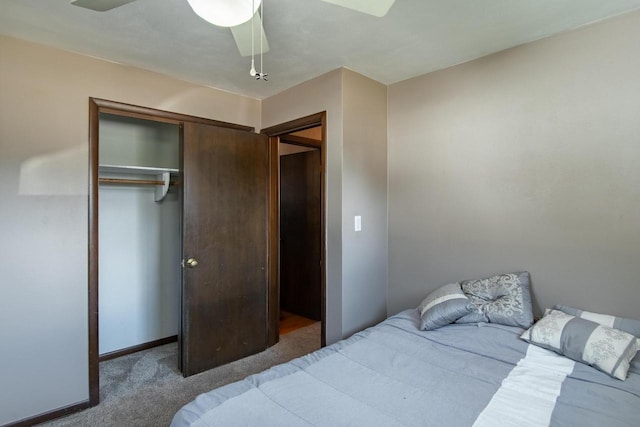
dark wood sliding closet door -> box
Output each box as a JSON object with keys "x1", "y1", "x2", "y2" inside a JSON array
[{"x1": 181, "y1": 123, "x2": 269, "y2": 377}]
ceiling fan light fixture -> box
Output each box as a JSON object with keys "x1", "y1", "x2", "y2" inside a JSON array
[{"x1": 187, "y1": 0, "x2": 261, "y2": 27}]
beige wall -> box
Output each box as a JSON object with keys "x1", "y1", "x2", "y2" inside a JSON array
[
  {"x1": 387, "y1": 11, "x2": 640, "y2": 318},
  {"x1": 8, "y1": 6, "x2": 640, "y2": 422},
  {"x1": 279, "y1": 143, "x2": 316, "y2": 156},
  {"x1": 0, "y1": 35, "x2": 260, "y2": 425},
  {"x1": 262, "y1": 69, "x2": 344, "y2": 345},
  {"x1": 341, "y1": 69, "x2": 388, "y2": 335},
  {"x1": 291, "y1": 126, "x2": 323, "y2": 140},
  {"x1": 262, "y1": 68, "x2": 388, "y2": 341}
]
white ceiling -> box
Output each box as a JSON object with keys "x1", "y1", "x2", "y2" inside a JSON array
[{"x1": 2, "y1": 0, "x2": 640, "y2": 100}]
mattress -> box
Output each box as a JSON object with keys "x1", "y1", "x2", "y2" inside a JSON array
[{"x1": 171, "y1": 309, "x2": 640, "y2": 426}]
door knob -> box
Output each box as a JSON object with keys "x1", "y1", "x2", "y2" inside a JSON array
[{"x1": 184, "y1": 257, "x2": 199, "y2": 268}]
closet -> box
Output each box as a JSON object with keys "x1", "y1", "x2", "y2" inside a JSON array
[
  {"x1": 88, "y1": 99, "x2": 271, "y2": 404},
  {"x1": 98, "y1": 113, "x2": 181, "y2": 359}
]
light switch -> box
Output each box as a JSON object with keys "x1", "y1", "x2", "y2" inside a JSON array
[{"x1": 354, "y1": 215, "x2": 362, "y2": 232}]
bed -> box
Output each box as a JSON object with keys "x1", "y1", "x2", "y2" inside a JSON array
[{"x1": 171, "y1": 273, "x2": 640, "y2": 426}]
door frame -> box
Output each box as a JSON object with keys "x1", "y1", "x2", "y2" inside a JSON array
[
  {"x1": 261, "y1": 112, "x2": 327, "y2": 348},
  {"x1": 87, "y1": 98, "x2": 253, "y2": 406}
]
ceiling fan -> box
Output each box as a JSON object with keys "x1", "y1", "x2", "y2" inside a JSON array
[{"x1": 70, "y1": 0, "x2": 396, "y2": 57}]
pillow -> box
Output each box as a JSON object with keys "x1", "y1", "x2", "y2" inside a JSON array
[
  {"x1": 553, "y1": 305, "x2": 640, "y2": 373},
  {"x1": 521, "y1": 309, "x2": 639, "y2": 380},
  {"x1": 455, "y1": 271, "x2": 534, "y2": 328},
  {"x1": 553, "y1": 305, "x2": 640, "y2": 338},
  {"x1": 417, "y1": 283, "x2": 475, "y2": 331}
]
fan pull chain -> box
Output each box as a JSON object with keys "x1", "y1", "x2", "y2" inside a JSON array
[
  {"x1": 249, "y1": 0, "x2": 257, "y2": 76},
  {"x1": 256, "y1": 0, "x2": 267, "y2": 81}
]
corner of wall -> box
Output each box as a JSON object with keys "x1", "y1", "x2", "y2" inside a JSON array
[{"x1": 341, "y1": 68, "x2": 389, "y2": 336}]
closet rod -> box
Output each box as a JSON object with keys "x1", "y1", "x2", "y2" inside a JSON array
[{"x1": 98, "y1": 177, "x2": 180, "y2": 186}]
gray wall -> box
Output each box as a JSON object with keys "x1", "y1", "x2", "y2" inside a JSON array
[
  {"x1": 387, "y1": 11, "x2": 640, "y2": 319},
  {"x1": 99, "y1": 114, "x2": 180, "y2": 169},
  {"x1": 0, "y1": 35, "x2": 260, "y2": 425},
  {"x1": 98, "y1": 115, "x2": 181, "y2": 354},
  {"x1": 98, "y1": 187, "x2": 181, "y2": 354}
]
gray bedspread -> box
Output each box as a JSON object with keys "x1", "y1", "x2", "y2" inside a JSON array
[{"x1": 171, "y1": 309, "x2": 640, "y2": 426}]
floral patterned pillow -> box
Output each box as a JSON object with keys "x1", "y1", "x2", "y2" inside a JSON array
[
  {"x1": 521, "y1": 309, "x2": 640, "y2": 380},
  {"x1": 455, "y1": 271, "x2": 534, "y2": 328}
]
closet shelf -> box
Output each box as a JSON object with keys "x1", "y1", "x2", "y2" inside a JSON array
[
  {"x1": 99, "y1": 164, "x2": 179, "y2": 176},
  {"x1": 98, "y1": 164, "x2": 179, "y2": 202}
]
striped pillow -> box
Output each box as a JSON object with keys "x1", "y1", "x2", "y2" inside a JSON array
[
  {"x1": 417, "y1": 283, "x2": 474, "y2": 331},
  {"x1": 553, "y1": 305, "x2": 640, "y2": 338},
  {"x1": 553, "y1": 305, "x2": 640, "y2": 374},
  {"x1": 521, "y1": 309, "x2": 640, "y2": 380}
]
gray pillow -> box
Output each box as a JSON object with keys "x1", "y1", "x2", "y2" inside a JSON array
[
  {"x1": 455, "y1": 271, "x2": 534, "y2": 328},
  {"x1": 521, "y1": 309, "x2": 639, "y2": 380},
  {"x1": 417, "y1": 283, "x2": 475, "y2": 331},
  {"x1": 553, "y1": 304, "x2": 640, "y2": 372},
  {"x1": 553, "y1": 305, "x2": 640, "y2": 338}
]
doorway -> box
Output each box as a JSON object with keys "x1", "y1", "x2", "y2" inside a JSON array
[
  {"x1": 280, "y1": 140, "x2": 321, "y2": 332},
  {"x1": 88, "y1": 99, "x2": 267, "y2": 405},
  {"x1": 262, "y1": 113, "x2": 327, "y2": 347}
]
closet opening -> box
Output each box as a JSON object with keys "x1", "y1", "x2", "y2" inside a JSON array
[
  {"x1": 88, "y1": 98, "x2": 259, "y2": 406},
  {"x1": 96, "y1": 111, "x2": 181, "y2": 401},
  {"x1": 262, "y1": 113, "x2": 327, "y2": 348},
  {"x1": 97, "y1": 113, "x2": 181, "y2": 350}
]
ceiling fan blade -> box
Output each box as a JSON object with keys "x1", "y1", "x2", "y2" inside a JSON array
[
  {"x1": 71, "y1": 0, "x2": 138, "y2": 12},
  {"x1": 230, "y1": 13, "x2": 269, "y2": 57},
  {"x1": 318, "y1": 0, "x2": 395, "y2": 17}
]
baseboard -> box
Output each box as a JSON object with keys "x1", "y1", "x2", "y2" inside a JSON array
[
  {"x1": 98, "y1": 335, "x2": 178, "y2": 362},
  {"x1": 3, "y1": 400, "x2": 91, "y2": 427}
]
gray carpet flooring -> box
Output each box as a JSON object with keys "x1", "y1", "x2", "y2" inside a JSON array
[{"x1": 38, "y1": 322, "x2": 320, "y2": 427}]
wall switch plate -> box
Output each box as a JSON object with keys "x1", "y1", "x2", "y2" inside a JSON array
[{"x1": 355, "y1": 215, "x2": 362, "y2": 232}]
